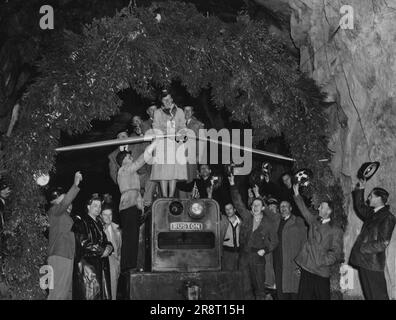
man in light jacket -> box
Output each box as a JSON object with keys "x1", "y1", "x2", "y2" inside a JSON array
[
  {"x1": 293, "y1": 183, "x2": 343, "y2": 300},
  {"x1": 47, "y1": 171, "x2": 82, "y2": 300}
]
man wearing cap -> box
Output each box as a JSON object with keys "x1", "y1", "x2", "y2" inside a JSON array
[
  {"x1": 350, "y1": 180, "x2": 396, "y2": 300},
  {"x1": 108, "y1": 130, "x2": 133, "y2": 185},
  {"x1": 182, "y1": 106, "x2": 204, "y2": 199},
  {"x1": 47, "y1": 171, "x2": 82, "y2": 300}
]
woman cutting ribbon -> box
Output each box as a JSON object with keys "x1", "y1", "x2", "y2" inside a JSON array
[{"x1": 150, "y1": 90, "x2": 187, "y2": 198}]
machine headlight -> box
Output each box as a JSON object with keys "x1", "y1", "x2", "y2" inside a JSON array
[
  {"x1": 189, "y1": 201, "x2": 205, "y2": 219},
  {"x1": 169, "y1": 201, "x2": 184, "y2": 216}
]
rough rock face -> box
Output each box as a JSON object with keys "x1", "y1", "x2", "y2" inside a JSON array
[
  {"x1": 255, "y1": 0, "x2": 396, "y2": 299},
  {"x1": 288, "y1": 0, "x2": 396, "y2": 299}
]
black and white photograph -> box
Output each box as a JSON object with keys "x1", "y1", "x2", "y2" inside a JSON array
[{"x1": 0, "y1": 0, "x2": 395, "y2": 306}]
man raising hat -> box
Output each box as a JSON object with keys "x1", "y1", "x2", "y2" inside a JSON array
[{"x1": 350, "y1": 179, "x2": 396, "y2": 300}]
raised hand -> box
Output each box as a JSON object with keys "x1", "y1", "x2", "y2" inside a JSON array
[
  {"x1": 257, "y1": 249, "x2": 265, "y2": 256},
  {"x1": 228, "y1": 174, "x2": 235, "y2": 186},
  {"x1": 101, "y1": 245, "x2": 112, "y2": 258},
  {"x1": 357, "y1": 178, "x2": 366, "y2": 189},
  {"x1": 74, "y1": 171, "x2": 83, "y2": 187},
  {"x1": 253, "y1": 184, "x2": 260, "y2": 197}
]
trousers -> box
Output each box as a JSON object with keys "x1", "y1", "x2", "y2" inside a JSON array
[
  {"x1": 298, "y1": 268, "x2": 330, "y2": 300},
  {"x1": 240, "y1": 252, "x2": 266, "y2": 300},
  {"x1": 120, "y1": 206, "x2": 140, "y2": 271},
  {"x1": 222, "y1": 248, "x2": 239, "y2": 271},
  {"x1": 47, "y1": 255, "x2": 73, "y2": 300},
  {"x1": 359, "y1": 267, "x2": 389, "y2": 300}
]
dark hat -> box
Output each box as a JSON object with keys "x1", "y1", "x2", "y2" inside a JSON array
[
  {"x1": 357, "y1": 162, "x2": 380, "y2": 181},
  {"x1": 49, "y1": 187, "x2": 64, "y2": 203},
  {"x1": 294, "y1": 168, "x2": 313, "y2": 187},
  {"x1": 161, "y1": 88, "x2": 170, "y2": 98},
  {"x1": 267, "y1": 198, "x2": 279, "y2": 205}
]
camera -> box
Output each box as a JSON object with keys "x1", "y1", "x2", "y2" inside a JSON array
[
  {"x1": 210, "y1": 176, "x2": 219, "y2": 185},
  {"x1": 224, "y1": 162, "x2": 242, "y2": 176}
]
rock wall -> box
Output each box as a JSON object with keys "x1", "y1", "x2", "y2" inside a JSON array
[{"x1": 288, "y1": 0, "x2": 396, "y2": 299}]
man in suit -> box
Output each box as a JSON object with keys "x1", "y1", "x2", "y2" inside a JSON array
[
  {"x1": 142, "y1": 104, "x2": 157, "y2": 134},
  {"x1": 273, "y1": 200, "x2": 307, "y2": 300},
  {"x1": 182, "y1": 106, "x2": 204, "y2": 198},
  {"x1": 47, "y1": 172, "x2": 82, "y2": 300},
  {"x1": 101, "y1": 205, "x2": 122, "y2": 300},
  {"x1": 350, "y1": 180, "x2": 396, "y2": 300}
]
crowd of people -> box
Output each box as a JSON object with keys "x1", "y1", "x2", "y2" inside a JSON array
[{"x1": 46, "y1": 91, "x2": 395, "y2": 300}]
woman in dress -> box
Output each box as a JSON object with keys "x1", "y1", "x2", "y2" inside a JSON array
[{"x1": 151, "y1": 90, "x2": 187, "y2": 197}]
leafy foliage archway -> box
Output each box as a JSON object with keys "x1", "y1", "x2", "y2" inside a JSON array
[{"x1": 2, "y1": 2, "x2": 344, "y2": 298}]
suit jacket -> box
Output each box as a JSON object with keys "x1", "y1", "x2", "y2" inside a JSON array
[
  {"x1": 185, "y1": 117, "x2": 204, "y2": 181},
  {"x1": 349, "y1": 188, "x2": 396, "y2": 272},
  {"x1": 104, "y1": 222, "x2": 122, "y2": 262},
  {"x1": 294, "y1": 195, "x2": 343, "y2": 278},
  {"x1": 230, "y1": 185, "x2": 278, "y2": 255},
  {"x1": 48, "y1": 184, "x2": 80, "y2": 259},
  {"x1": 186, "y1": 117, "x2": 204, "y2": 136},
  {"x1": 142, "y1": 118, "x2": 153, "y2": 134}
]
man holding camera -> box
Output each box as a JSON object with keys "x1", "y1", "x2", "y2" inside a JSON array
[
  {"x1": 349, "y1": 179, "x2": 396, "y2": 300},
  {"x1": 177, "y1": 164, "x2": 222, "y2": 201}
]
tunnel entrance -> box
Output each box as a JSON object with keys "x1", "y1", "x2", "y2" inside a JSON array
[{"x1": 52, "y1": 83, "x2": 294, "y2": 219}]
